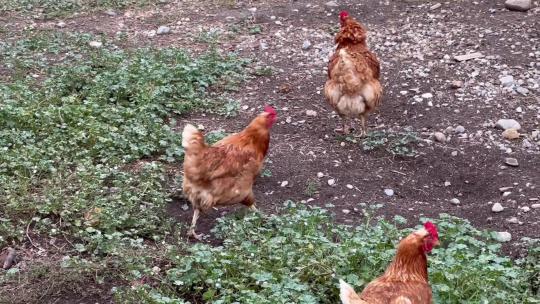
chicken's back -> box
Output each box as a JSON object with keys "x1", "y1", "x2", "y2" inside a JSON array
[{"x1": 359, "y1": 280, "x2": 432, "y2": 304}]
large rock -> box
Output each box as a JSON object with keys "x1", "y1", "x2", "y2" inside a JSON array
[{"x1": 505, "y1": 0, "x2": 532, "y2": 12}]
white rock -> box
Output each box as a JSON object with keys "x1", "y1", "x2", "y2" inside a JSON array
[
  {"x1": 496, "y1": 119, "x2": 521, "y2": 130},
  {"x1": 325, "y1": 1, "x2": 339, "y2": 7},
  {"x1": 88, "y1": 41, "x2": 102, "y2": 48},
  {"x1": 430, "y1": 3, "x2": 442, "y2": 10},
  {"x1": 444, "y1": 181, "x2": 451, "y2": 187},
  {"x1": 328, "y1": 179, "x2": 336, "y2": 186},
  {"x1": 492, "y1": 203, "x2": 504, "y2": 213},
  {"x1": 317, "y1": 172, "x2": 325, "y2": 178},
  {"x1": 521, "y1": 206, "x2": 530, "y2": 212},
  {"x1": 495, "y1": 231, "x2": 512, "y2": 242},
  {"x1": 450, "y1": 198, "x2": 460, "y2": 205},
  {"x1": 451, "y1": 151, "x2": 458, "y2": 156},
  {"x1": 346, "y1": 184, "x2": 354, "y2": 189},
  {"x1": 531, "y1": 203, "x2": 540, "y2": 209},
  {"x1": 302, "y1": 40, "x2": 312, "y2": 50},
  {"x1": 499, "y1": 75, "x2": 515, "y2": 87},
  {"x1": 280, "y1": 181, "x2": 289, "y2": 187},
  {"x1": 454, "y1": 52, "x2": 484, "y2": 62},
  {"x1": 306, "y1": 110, "x2": 317, "y2": 117},
  {"x1": 505, "y1": 0, "x2": 532, "y2": 12},
  {"x1": 384, "y1": 189, "x2": 394, "y2": 196},
  {"x1": 507, "y1": 217, "x2": 519, "y2": 224},
  {"x1": 157, "y1": 26, "x2": 171, "y2": 35},
  {"x1": 454, "y1": 125, "x2": 465, "y2": 133},
  {"x1": 502, "y1": 191, "x2": 512, "y2": 197},
  {"x1": 516, "y1": 87, "x2": 529, "y2": 95},
  {"x1": 421, "y1": 93, "x2": 433, "y2": 99},
  {"x1": 342, "y1": 209, "x2": 350, "y2": 214},
  {"x1": 434, "y1": 132, "x2": 447, "y2": 143},
  {"x1": 181, "y1": 204, "x2": 189, "y2": 211},
  {"x1": 56, "y1": 21, "x2": 66, "y2": 28},
  {"x1": 504, "y1": 158, "x2": 519, "y2": 167}
]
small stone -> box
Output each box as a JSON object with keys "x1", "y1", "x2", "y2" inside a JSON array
[
  {"x1": 521, "y1": 206, "x2": 530, "y2": 212},
  {"x1": 384, "y1": 189, "x2": 394, "y2": 196},
  {"x1": 280, "y1": 181, "x2": 289, "y2": 187},
  {"x1": 504, "y1": 158, "x2": 519, "y2": 167},
  {"x1": 147, "y1": 30, "x2": 157, "y2": 37},
  {"x1": 56, "y1": 21, "x2": 66, "y2": 28},
  {"x1": 496, "y1": 119, "x2": 521, "y2": 130},
  {"x1": 451, "y1": 151, "x2": 458, "y2": 156},
  {"x1": 507, "y1": 217, "x2": 519, "y2": 224},
  {"x1": 515, "y1": 107, "x2": 523, "y2": 113},
  {"x1": 306, "y1": 110, "x2": 317, "y2": 117},
  {"x1": 516, "y1": 87, "x2": 529, "y2": 96},
  {"x1": 346, "y1": 184, "x2": 354, "y2": 189},
  {"x1": 157, "y1": 26, "x2": 170, "y2": 35},
  {"x1": 454, "y1": 52, "x2": 484, "y2": 62},
  {"x1": 88, "y1": 41, "x2": 102, "y2": 48},
  {"x1": 430, "y1": 3, "x2": 442, "y2": 10},
  {"x1": 499, "y1": 75, "x2": 515, "y2": 87},
  {"x1": 531, "y1": 203, "x2": 540, "y2": 209},
  {"x1": 499, "y1": 186, "x2": 513, "y2": 192},
  {"x1": 181, "y1": 204, "x2": 189, "y2": 211},
  {"x1": 495, "y1": 231, "x2": 512, "y2": 242},
  {"x1": 450, "y1": 80, "x2": 463, "y2": 89},
  {"x1": 302, "y1": 40, "x2": 312, "y2": 50},
  {"x1": 502, "y1": 191, "x2": 512, "y2": 197},
  {"x1": 421, "y1": 93, "x2": 433, "y2": 99},
  {"x1": 434, "y1": 132, "x2": 447, "y2": 143},
  {"x1": 450, "y1": 198, "x2": 460, "y2": 205},
  {"x1": 325, "y1": 1, "x2": 339, "y2": 7},
  {"x1": 522, "y1": 139, "x2": 532, "y2": 149},
  {"x1": 504, "y1": 0, "x2": 532, "y2": 12},
  {"x1": 502, "y1": 129, "x2": 520, "y2": 140},
  {"x1": 328, "y1": 178, "x2": 336, "y2": 186},
  {"x1": 454, "y1": 125, "x2": 465, "y2": 133},
  {"x1": 342, "y1": 209, "x2": 350, "y2": 214},
  {"x1": 317, "y1": 172, "x2": 324, "y2": 178},
  {"x1": 444, "y1": 181, "x2": 451, "y2": 187},
  {"x1": 105, "y1": 9, "x2": 117, "y2": 16},
  {"x1": 492, "y1": 203, "x2": 504, "y2": 213}
]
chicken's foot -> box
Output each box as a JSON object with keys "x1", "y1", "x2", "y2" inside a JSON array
[
  {"x1": 187, "y1": 209, "x2": 203, "y2": 240},
  {"x1": 359, "y1": 115, "x2": 368, "y2": 137}
]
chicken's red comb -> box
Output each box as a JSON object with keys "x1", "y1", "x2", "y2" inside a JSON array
[
  {"x1": 424, "y1": 221, "x2": 439, "y2": 240},
  {"x1": 339, "y1": 11, "x2": 349, "y2": 20},
  {"x1": 264, "y1": 105, "x2": 277, "y2": 116}
]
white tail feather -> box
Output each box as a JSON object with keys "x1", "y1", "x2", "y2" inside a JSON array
[
  {"x1": 182, "y1": 124, "x2": 199, "y2": 148},
  {"x1": 339, "y1": 279, "x2": 364, "y2": 304}
]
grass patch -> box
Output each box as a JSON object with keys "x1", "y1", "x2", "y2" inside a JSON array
[
  {"x1": 112, "y1": 203, "x2": 539, "y2": 303},
  {"x1": 361, "y1": 130, "x2": 420, "y2": 157}
]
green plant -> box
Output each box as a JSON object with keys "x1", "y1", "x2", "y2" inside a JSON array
[
  {"x1": 362, "y1": 131, "x2": 419, "y2": 157},
  {"x1": 304, "y1": 178, "x2": 320, "y2": 197},
  {"x1": 113, "y1": 204, "x2": 539, "y2": 303}
]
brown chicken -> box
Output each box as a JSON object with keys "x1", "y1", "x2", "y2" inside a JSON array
[
  {"x1": 340, "y1": 222, "x2": 439, "y2": 304},
  {"x1": 181, "y1": 106, "x2": 277, "y2": 239},
  {"x1": 324, "y1": 11, "x2": 382, "y2": 136}
]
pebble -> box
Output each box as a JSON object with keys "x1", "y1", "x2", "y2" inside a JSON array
[
  {"x1": 157, "y1": 26, "x2": 171, "y2": 35},
  {"x1": 492, "y1": 203, "x2": 504, "y2": 213},
  {"x1": 502, "y1": 129, "x2": 520, "y2": 140},
  {"x1": 181, "y1": 204, "x2": 189, "y2": 211},
  {"x1": 105, "y1": 9, "x2": 117, "y2": 16},
  {"x1": 450, "y1": 80, "x2": 463, "y2": 89},
  {"x1": 56, "y1": 21, "x2": 66, "y2": 28},
  {"x1": 306, "y1": 110, "x2": 317, "y2": 117},
  {"x1": 531, "y1": 204, "x2": 540, "y2": 209},
  {"x1": 346, "y1": 184, "x2": 354, "y2": 189},
  {"x1": 454, "y1": 125, "x2": 465, "y2": 133},
  {"x1": 499, "y1": 75, "x2": 515, "y2": 87},
  {"x1": 434, "y1": 132, "x2": 447, "y2": 143},
  {"x1": 444, "y1": 181, "x2": 451, "y2": 187},
  {"x1": 516, "y1": 87, "x2": 529, "y2": 96},
  {"x1": 522, "y1": 139, "x2": 532, "y2": 149},
  {"x1": 502, "y1": 191, "x2": 512, "y2": 197},
  {"x1": 325, "y1": 1, "x2": 339, "y2": 7},
  {"x1": 504, "y1": 158, "x2": 519, "y2": 167},
  {"x1": 504, "y1": 0, "x2": 532, "y2": 12},
  {"x1": 317, "y1": 172, "x2": 324, "y2": 178},
  {"x1": 495, "y1": 231, "x2": 512, "y2": 242},
  {"x1": 450, "y1": 198, "x2": 460, "y2": 205},
  {"x1": 328, "y1": 179, "x2": 336, "y2": 186},
  {"x1": 521, "y1": 206, "x2": 530, "y2": 212},
  {"x1": 507, "y1": 217, "x2": 519, "y2": 224},
  {"x1": 451, "y1": 151, "x2": 458, "y2": 156},
  {"x1": 430, "y1": 3, "x2": 442, "y2": 10},
  {"x1": 421, "y1": 93, "x2": 433, "y2": 99},
  {"x1": 454, "y1": 52, "x2": 484, "y2": 62},
  {"x1": 88, "y1": 41, "x2": 102, "y2": 48},
  {"x1": 342, "y1": 209, "x2": 350, "y2": 214},
  {"x1": 384, "y1": 189, "x2": 394, "y2": 196},
  {"x1": 495, "y1": 119, "x2": 521, "y2": 130},
  {"x1": 302, "y1": 40, "x2": 312, "y2": 50},
  {"x1": 280, "y1": 181, "x2": 289, "y2": 187}
]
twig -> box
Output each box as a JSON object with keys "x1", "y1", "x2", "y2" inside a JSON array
[
  {"x1": 26, "y1": 220, "x2": 42, "y2": 250},
  {"x1": 391, "y1": 170, "x2": 407, "y2": 176}
]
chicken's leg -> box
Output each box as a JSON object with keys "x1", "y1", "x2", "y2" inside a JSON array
[
  {"x1": 335, "y1": 117, "x2": 351, "y2": 134},
  {"x1": 241, "y1": 192, "x2": 259, "y2": 212},
  {"x1": 187, "y1": 208, "x2": 202, "y2": 240},
  {"x1": 359, "y1": 115, "x2": 368, "y2": 137}
]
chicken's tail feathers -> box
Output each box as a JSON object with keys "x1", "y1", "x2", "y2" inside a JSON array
[
  {"x1": 182, "y1": 124, "x2": 205, "y2": 150},
  {"x1": 339, "y1": 279, "x2": 366, "y2": 304}
]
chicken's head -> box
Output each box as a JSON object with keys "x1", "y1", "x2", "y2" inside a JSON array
[
  {"x1": 339, "y1": 11, "x2": 349, "y2": 25},
  {"x1": 421, "y1": 221, "x2": 439, "y2": 253},
  {"x1": 263, "y1": 105, "x2": 277, "y2": 128}
]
